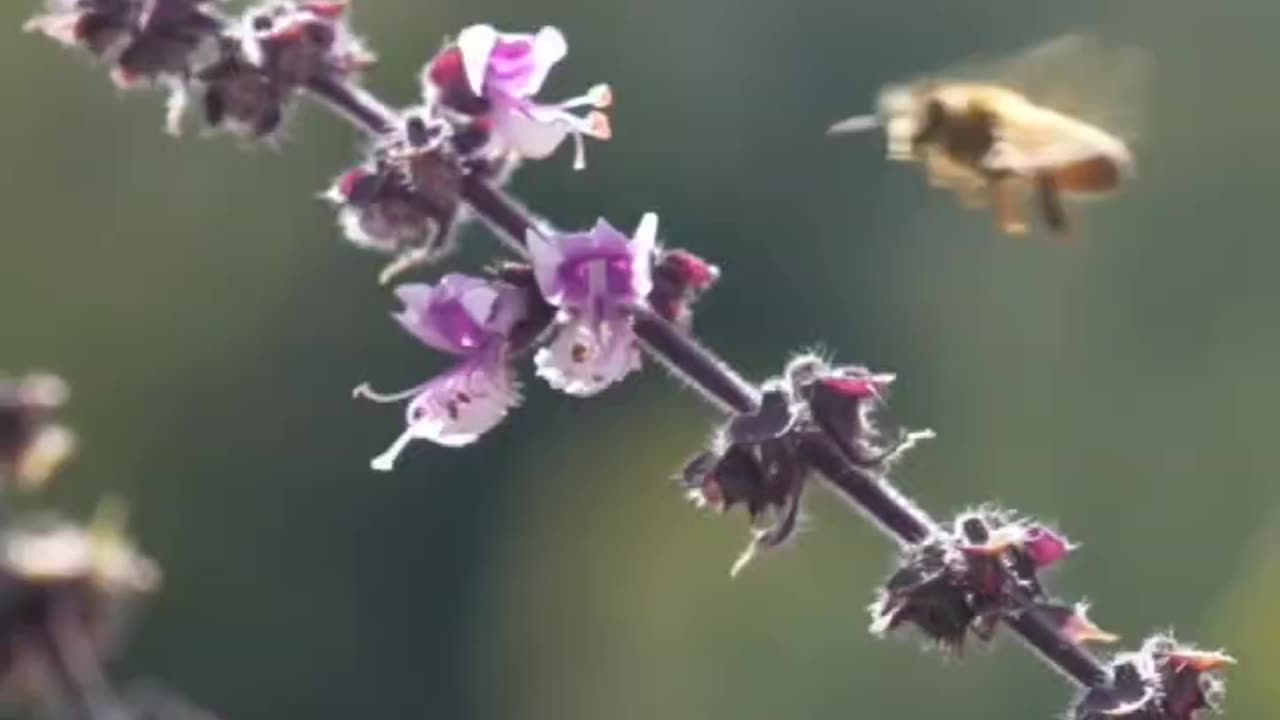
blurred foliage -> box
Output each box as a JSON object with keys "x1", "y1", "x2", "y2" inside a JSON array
[{"x1": 1, "y1": 0, "x2": 1277, "y2": 718}]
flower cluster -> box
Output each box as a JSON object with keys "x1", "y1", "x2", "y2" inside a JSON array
[
  {"x1": 1074, "y1": 636, "x2": 1234, "y2": 720},
  {"x1": 869, "y1": 508, "x2": 1109, "y2": 651},
  {"x1": 357, "y1": 215, "x2": 660, "y2": 470},
  {"x1": 682, "y1": 355, "x2": 931, "y2": 574},
  {"x1": 0, "y1": 373, "x2": 75, "y2": 490},
  {"x1": 324, "y1": 24, "x2": 612, "y2": 281}
]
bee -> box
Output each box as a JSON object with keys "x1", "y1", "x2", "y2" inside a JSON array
[{"x1": 829, "y1": 35, "x2": 1147, "y2": 236}]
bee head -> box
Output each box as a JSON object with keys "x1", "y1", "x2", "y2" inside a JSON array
[{"x1": 876, "y1": 84, "x2": 945, "y2": 160}]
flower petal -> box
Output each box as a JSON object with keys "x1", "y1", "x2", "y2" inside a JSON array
[
  {"x1": 491, "y1": 103, "x2": 570, "y2": 159},
  {"x1": 526, "y1": 228, "x2": 566, "y2": 304},
  {"x1": 630, "y1": 212, "x2": 658, "y2": 299},
  {"x1": 534, "y1": 315, "x2": 641, "y2": 396},
  {"x1": 455, "y1": 24, "x2": 499, "y2": 97},
  {"x1": 369, "y1": 356, "x2": 519, "y2": 470}
]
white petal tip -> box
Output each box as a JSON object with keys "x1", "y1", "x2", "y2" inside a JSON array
[{"x1": 369, "y1": 455, "x2": 396, "y2": 472}]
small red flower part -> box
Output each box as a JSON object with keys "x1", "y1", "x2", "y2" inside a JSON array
[
  {"x1": 1073, "y1": 636, "x2": 1235, "y2": 720},
  {"x1": 650, "y1": 249, "x2": 721, "y2": 327},
  {"x1": 0, "y1": 374, "x2": 75, "y2": 490}
]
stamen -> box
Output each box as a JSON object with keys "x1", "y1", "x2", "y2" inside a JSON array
[
  {"x1": 164, "y1": 81, "x2": 189, "y2": 137},
  {"x1": 556, "y1": 84, "x2": 613, "y2": 110},
  {"x1": 571, "y1": 130, "x2": 587, "y2": 171},
  {"x1": 730, "y1": 531, "x2": 765, "y2": 577},
  {"x1": 352, "y1": 380, "x2": 431, "y2": 404},
  {"x1": 370, "y1": 428, "x2": 414, "y2": 472}
]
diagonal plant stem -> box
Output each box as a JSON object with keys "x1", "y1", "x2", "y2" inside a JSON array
[{"x1": 292, "y1": 75, "x2": 1116, "y2": 689}]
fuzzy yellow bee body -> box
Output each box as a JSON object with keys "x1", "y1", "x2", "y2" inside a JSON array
[{"x1": 831, "y1": 36, "x2": 1143, "y2": 236}]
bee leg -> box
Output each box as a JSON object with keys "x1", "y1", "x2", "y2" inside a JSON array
[
  {"x1": 1035, "y1": 173, "x2": 1071, "y2": 237},
  {"x1": 989, "y1": 178, "x2": 1028, "y2": 235}
]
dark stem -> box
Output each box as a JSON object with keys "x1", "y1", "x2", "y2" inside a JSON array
[
  {"x1": 800, "y1": 434, "x2": 935, "y2": 544},
  {"x1": 1006, "y1": 604, "x2": 1111, "y2": 687},
  {"x1": 304, "y1": 75, "x2": 397, "y2": 134},
  {"x1": 632, "y1": 308, "x2": 762, "y2": 415}
]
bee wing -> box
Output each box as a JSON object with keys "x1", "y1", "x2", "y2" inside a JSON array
[{"x1": 926, "y1": 33, "x2": 1151, "y2": 144}]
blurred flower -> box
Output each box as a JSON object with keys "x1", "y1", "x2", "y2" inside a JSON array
[
  {"x1": 356, "y1": 275, "x2": 529, "y2": 469},
  {"x1": 527, "y1": 216, "x2": 655, "y2": 396},
  {"x1": 423, "y1": 24, "x2": 612, "y2": 169},
  {"x1": 198, "y1": 0, "x2": 374, "y2": 137},
  {"x1": 0, "y1": 374, "x2": 75, "y2": 490},
  {"x1": 1074, "y1": 636, "x2": 1234, "y2": 720},
  {"x1": 0, "y1": 500, "x2": 159, "y2": 707},
  {"x1": 25, "y1": 0, "x2": 222, "y2": 134}
]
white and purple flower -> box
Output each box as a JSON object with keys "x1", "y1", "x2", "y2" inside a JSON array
[
  {"x1": 355, "y1": 274, "x2": 527, "y2": 469},
  {"x1": 424, "y1": 24, "x2": 612, "y2": 169},
  {"x1": 527, "y1": 215, "x2": 657, "y2": 396}
]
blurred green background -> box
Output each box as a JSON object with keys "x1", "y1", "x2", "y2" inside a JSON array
[{"x1": 2, "y1": 0, "x2": 1277, "y2": 718}]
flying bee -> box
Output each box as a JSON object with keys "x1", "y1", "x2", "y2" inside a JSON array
[{"x1": 829, "y1": 34, "x2": 1147, "y2": 237}]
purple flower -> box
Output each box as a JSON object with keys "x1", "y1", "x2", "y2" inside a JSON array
[
  {"x1": 424, "y1": 24, "x2": 612, "y2": 170},
  {"x1": 355, "y1": 275, "x2": 527, "y2": 469},
  {"x1": 526, "y1": 215, "x2": 656, "y2": 396}
]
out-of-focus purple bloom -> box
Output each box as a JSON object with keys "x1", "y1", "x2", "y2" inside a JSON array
[
  {"x1": 1074, "y1": 636, "x2": 1234, "y2": 720},
  {"x1": 355, "y1": 274, "x2": 528, "y2": 469},
  {"x1": 198, "y1": 1, "x2": 374, "y2": 137},
  {"x1": 526, "y1": 216, "x2": 655, "y2": 397},
  {"x1": 423, "y1": 24, "x2": 611, "y2": 170},
  {"x1": 0, "y1": 374, "x2": 75, "y2": 490}
]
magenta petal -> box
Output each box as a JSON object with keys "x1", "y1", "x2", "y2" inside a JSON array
[
  {"x1": 1023, "y1": 526, "x2": 1073, "y2": 570},
  {"x1": 392, "y1": 275, "x2": 506, "y2": 355}
]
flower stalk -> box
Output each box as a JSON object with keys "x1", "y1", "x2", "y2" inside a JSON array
[{"x1": 23, "y1": 3, "x2": 1234, "y2": 718}]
